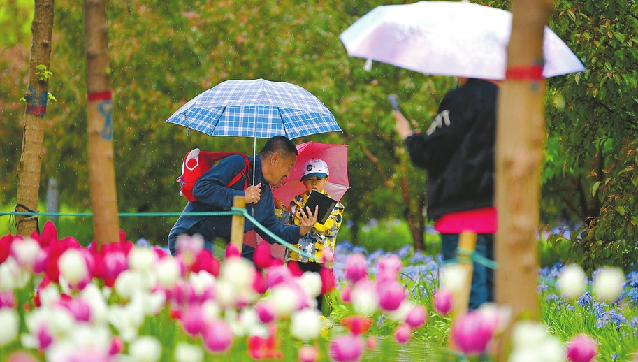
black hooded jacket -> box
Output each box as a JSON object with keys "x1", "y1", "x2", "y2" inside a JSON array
[{"x1": 404, "y1": 78, "x2": 497, "y2": 221}]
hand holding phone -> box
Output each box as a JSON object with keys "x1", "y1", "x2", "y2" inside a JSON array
[{"x1": 388, "y1": 94, "x2": 400, "y2": 111}]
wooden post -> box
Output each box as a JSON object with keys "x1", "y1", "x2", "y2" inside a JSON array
[
  {"x1": 83, "y1": 0, "x2": 120, "y2": 248},
  {"x1": 231, "y1": 196, "x2": 246, "y2": 250},
  {"x1": 496, "y1": 0, "x2": 552, "y2": 360},
  {"x1": 15, "y1": 0, "x2": 55, "y2": 237},
  {"x1": 448, "y1": 231, "x2": 477, "y2": 351}
]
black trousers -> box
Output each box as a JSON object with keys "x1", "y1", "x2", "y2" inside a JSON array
[{"x1": 298, "y1": 261, "x2": 324, "y2": 312}]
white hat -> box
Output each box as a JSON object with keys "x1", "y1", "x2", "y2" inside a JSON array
[{"x1": 301, "y1": 159, "x2": 329, "y2": 180}]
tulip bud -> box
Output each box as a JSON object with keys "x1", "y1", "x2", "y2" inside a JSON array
[
  {"x1": 298, "y1": 345, "x2": 318, "y2": 362},
  {"x1": 58, "y1": 249, "x2": 88, "y2": 286},
  {"x1": 433, "y1": 288, "x2": 453, "y2": 315},
  {"x1": 0, "y1": 309, "x2": 19, "y2": 346},
  {"x1": 299, "y1": 272, "x2": 322, "y2": 298},
  {"x1": 291, "y1": 309, "x2": 321, "y2": 341},
  {"x1": 394, "y1": 323, "x2": 412, "y2": 344},
  {"x1": 351, "y1": 280, "x2": 378, "y2": 315},
  {"x1": 566, "y1": 334, "x2": 598, "y2": 362},
  {"x1": 156, "y1": 258, "x2": 180, "y2": 289},
  {"x1": 344, "y1": 254, "x2": 367, "y2": 283},
  {"x1": 328, "y1": 335, "x2": 364, "y2": 362},
  {"x1": 202, "y1": 320, "x2": 233, "y2": 353},
  {"x1": 129, "y1": 247, "x2": 157, "y2": 272},
  {"x1": 129, "y1": 336, "x2": 162, "y2": 362}
]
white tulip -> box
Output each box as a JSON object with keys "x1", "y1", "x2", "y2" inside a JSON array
[
  {"x1": 128, "y1": 247, "x2": 157, "y2": 272},
  {"x1": 351, "y1": 283, "x2": 378, "y2": 315},
  {"x1": 215, "y1": 280, "x2": 235, "y2": 307},
  {"x1": 129, "y1": 336, "x2": 162, "y2": 362},
  {"x1": 299, "y1": 272, "x2": 322, "y2": 297},
  {"x1": 115, "y1": 270, "x2": 143, "y2": 299},
  {"x1": 175, "y1": 342, "x2": 204, "y2": 362},
  {"x1": 80, "y1": 283, "x2": 109, "y2": 325},
  {"x1": 239, "y1": 308, "x2": 260, "y2": 334},
  {"x1": 11, "y1": 238, "x2": 41, "y2": 269},
  {"x1": 477, "y1": 303, "x2": 512, "y2": 334},
  {"x1": 537, "y1": 336, "x2": 566, "y2": 362},
  {"x1": 0, "y1": 309, "x2": 19, "y2": 346},
  {"x1": 190, "y1": 270, "x2": 216, "y2": 295},
  {"x1": 270, "y1": 285, "x2": 300, "y2": 317},
  {"x1": 201, "y1": 301, "x2": 221, "y2": 323},
  {"x1": 557, "y1": 264, "x2": 587, "y2": 299},
  {"x1": 508, "y1": 349, "x2": 543, "y2": 362},
  {"x1": 49, "y1": 307, "x2": 75, "y2": 337},
  {"x1": 593, "y1": 267, "x2": 625, "y2": 302},
  {"x1": 39, "y1": 284, "x2": 61, "y2": 306},
  {"x1": 58, "y1": 249, "x2": 88, "y2": 285},
  {"x1": 222, "y1": 258, "x2": 254, "y2": 291},
  {"x1": 156, "y1": 258, "x2": 180, "y2": 289},
  {"x1": 290, "y1": 309, "x2": 321, "y2": 341},
  {"x1": 439, "y1": 263, "x2": 467, "y2": 293},
  {"x1": 0, "y1": 261, "x2": 16, "y2": 290},
  {"x1": 387, "y1": 301, "x2": 413, "y2": 322},
  {"x1": 511, "y1": 321, "x2": 550, "y2": 350}
]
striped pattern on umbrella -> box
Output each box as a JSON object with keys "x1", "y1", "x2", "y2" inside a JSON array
[{"x1": 166, "y1": 79, "x2": 341, "y2": 139}]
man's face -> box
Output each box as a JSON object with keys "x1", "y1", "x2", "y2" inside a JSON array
[{"x1": 264, "y1": 152, "x2": 296, "y2": 185}]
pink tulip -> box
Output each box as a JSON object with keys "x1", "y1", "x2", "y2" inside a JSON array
[
  {"x1": 102, "y1": 251, "x2": 128, "y2": 279},
  {"x1": 298, "y1": 345, "x2": 318, "y2": 362},
  {"x1": 0, "y1": 291, "x2": 15, "y2": 309},
  {"x1": 366, "y1": 337, "x2": 377, "y2": 350},
  {"x1": 341, "y1": 285, "x2": 351, "y2": 303},
  {"x1": 328, "y1": 335, "x2": 364, "y2": 362},
  {"x1": 405, "y1": 305, "x2": 427, "y2": 329},
  {"x1": 181, "y1": 306, "x2": 205, "y2": 336},
  {"x1": 376, "y1": 254, "x2": 403, "y2": 281},
  {"x1": 225, "y1": 244, "x2": 240, "y2": 259},
  {"x1": 376, "y1": 281, "x2": 405, "y2": 312},
  {"x1": 566, "y1": 334, "x2": 598, "y2": 362},
  {"x1": 394, "y1": 323, "x2": 412, "y2": 344},
  {"x1": 322, "y1": 247, "x2": 335, "y2": 265},
  {"x1": 450, "y1": 311, "x2": 493, "y2": 356},
  {"x1": 266, "y1": 265, "x2": 292, "y2": 288},
  {"x1": 344, "y1": 254, "x2": 368, "y2": 283},
  {"x1": 202, "y1": 320, "x2": 233, "y2": 353},
  {"x1": 108, "y1": 336, "x2": 124, "y2": 355},
  {"x1": 320, "y1": 267, "x2": 336, "y2": 294},
  {"x1": 252, "y1": 269, "x2": 267, "y2": 295},
  {"x1": 65, "y1": 298, "x2": 91, "y2": 322},
  {"x1": 433, "y1": 288, "x2": 453, "y2": 315},
  {"x1": 254, "y1": 242, "x2": 272, "y2": 269},
  {"x1": 255, "y1": 300, "x2": 277, "y2": 323},
  {"x1": 33, "y1": 249, "x2": 48, "y2": 274},
  {"x1": 37, "y1": 325, "x2": 54, "y2": 349}
]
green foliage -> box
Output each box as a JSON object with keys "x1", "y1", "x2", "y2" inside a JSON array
[{"x1": 35, "y1": 64, "x2": 52, "y2": 81}]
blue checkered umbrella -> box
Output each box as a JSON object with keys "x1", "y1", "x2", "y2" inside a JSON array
[{"x1": 166, "y1": 79, "x2": 341, "y2": 139}]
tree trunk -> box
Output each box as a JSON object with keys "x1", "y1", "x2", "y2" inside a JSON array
[
  {"x1": 399, "y1": 174, "x2": 424, "y2": 251},
  {"x1": 495, "y1": 0, "x2": 552, "y2": 360},
  {"x1": 83, "y1": 0, "x2": 120, "y2": 247},
  {"x1": 15, "y1": 0, "x2": 55, "y2": 237}
]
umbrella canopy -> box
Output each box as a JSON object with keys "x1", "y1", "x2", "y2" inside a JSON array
[
  {"x1": 272, "y1": 142, "x2": 349, "y2": 208},
  {"x1": 165, "y1": 78, "x2": 341, "y2": 139},
  {"x1": 339, "y1": 1, "x2": 585, "y2": 80}
]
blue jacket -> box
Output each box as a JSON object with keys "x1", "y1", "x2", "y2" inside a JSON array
[{"x1": 168, "y1": 154, "x2": 301, "y2": 255}]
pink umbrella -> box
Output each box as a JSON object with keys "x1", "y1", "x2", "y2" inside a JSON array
[
  {"x1": 246, "y1": 142, "x2": 349, "y2": 260},
  {"x1": 272, "y1": 142, "x2": 349, "y2": 207}
]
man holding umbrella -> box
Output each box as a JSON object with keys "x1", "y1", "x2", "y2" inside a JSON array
[{"x1": 168, "y1": 136, "x2": 319, "y2": 261}]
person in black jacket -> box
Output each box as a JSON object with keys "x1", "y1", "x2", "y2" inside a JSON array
[{"x1": 393, "y1": 78, "x2": 498, "y2": 310}]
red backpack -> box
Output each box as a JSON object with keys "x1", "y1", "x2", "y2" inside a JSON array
[{"x1": 176, "y1": 148, "x2": 251, "y2": 202}]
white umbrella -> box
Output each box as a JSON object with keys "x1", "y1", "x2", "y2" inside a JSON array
[{"x1": 339, "y1": 1, "x2": 585, "y2": 80}]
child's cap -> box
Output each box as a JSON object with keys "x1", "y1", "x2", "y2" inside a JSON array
[{"x1": 301, "y1": 159, "x2": 329, "y2": 181}]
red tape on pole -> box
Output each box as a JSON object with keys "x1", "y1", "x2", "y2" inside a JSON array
[
  {"x1": 505, "y1": 65, "x2": 544, "y2": 81},
  {"x1": 87, "y1": 91, "x2": 112, "y2": 101}
]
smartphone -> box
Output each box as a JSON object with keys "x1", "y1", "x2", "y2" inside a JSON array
[{"x1": 387, "y1": 94, "x2": 400, "y2": 111}]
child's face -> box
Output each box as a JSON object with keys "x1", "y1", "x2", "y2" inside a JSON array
[{"x1": 303, "y1": 176, "x2": 328, "y2": 193}]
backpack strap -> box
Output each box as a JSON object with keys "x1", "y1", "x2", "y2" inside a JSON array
[{"x1": 226, "y1": 154, "x2": 251, "y2": 190}]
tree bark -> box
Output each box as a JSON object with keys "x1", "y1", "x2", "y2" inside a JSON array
[
  {"x1": 495, "y1": 0, "x2": 552, "y2": 360},
  {"x1": 15, "y1": 0, "x2": 55, "y2": 237},
  {"x1": 84, "y1": 0, "x2": 120, "y2": 247}
]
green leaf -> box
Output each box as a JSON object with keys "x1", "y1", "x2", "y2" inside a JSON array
[{"x1": 591, "y1": 181, "x2": 601, "y2": 197}]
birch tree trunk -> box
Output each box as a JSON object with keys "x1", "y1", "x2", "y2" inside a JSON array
[
  {"x1": 83, "y1": 0, "x2": 120, "y2": 247},
  {"x1": 495, "y1": 0, "x2": 553, "y2": 359},
  {"x1": 15, "y1": 0, "x2": 55, "y2": 237}
]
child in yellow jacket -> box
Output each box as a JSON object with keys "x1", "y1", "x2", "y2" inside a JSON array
[{"x1": 275, "y1": 158, "x2": 345, "y2": 311}]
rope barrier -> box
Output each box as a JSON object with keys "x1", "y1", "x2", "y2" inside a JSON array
[
  {"x1": 0, "y1": 209, "x2": 317, "y2": 262},
  {"x1": 441, "y1": 248, "x2": 499, "y2": 270}
]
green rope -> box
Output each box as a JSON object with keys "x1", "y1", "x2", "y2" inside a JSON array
[
  {"x1": 1, "y1": 209, "x2": 317, "y2": 262},
  {"x1": 441, "y1": 248, "x2": 499, "y2": 270}
]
